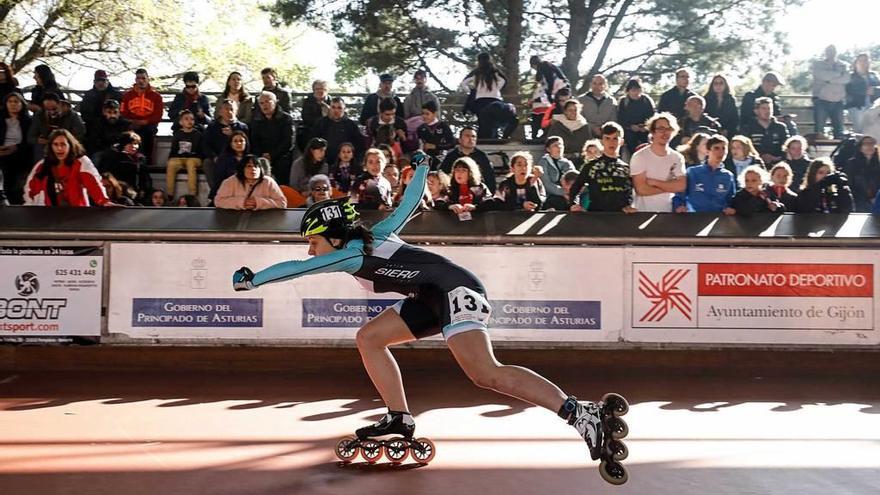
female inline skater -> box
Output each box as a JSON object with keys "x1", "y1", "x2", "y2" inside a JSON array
[{"x1": 232, "y1": 150, "x2": 630, "y2": 484}]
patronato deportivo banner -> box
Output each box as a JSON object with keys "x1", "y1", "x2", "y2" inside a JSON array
[
  {"x1": 625, "y1": 247, "x2": 879, "y2": 345},
  {"x1": 109, "y1": 243, "x2": 622, "y2": 342},
  {"x1": 0, "y1": 246, "x2": 103, "y2": 336}
]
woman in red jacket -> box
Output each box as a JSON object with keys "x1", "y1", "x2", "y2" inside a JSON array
[{"x1": 24, "y1": 129, "x2": 115, "y2": 206}]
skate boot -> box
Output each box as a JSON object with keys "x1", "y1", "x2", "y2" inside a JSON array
[
  {"x1": 232, "y1": 267, "x2": 255, "y2": 291},
  {"x1": 559, "y1": 394, "x2": 630, "y2": 485},
  {"x1": 335, "y1": 411, "x2": 436, "y2": 465}
]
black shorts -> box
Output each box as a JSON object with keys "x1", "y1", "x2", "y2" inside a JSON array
[{"x1": 390, "y1": 284, "x2": 492, "y2": 340}]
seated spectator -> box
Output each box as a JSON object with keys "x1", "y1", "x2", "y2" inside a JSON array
[
  {"x1": 617, "y1": 78, "x2": 655, "y2": 156},
  {"x1": 210, "y1": 130, "x2": 249, "y2": 202},
  {"x1": 100, "y1": 172, "x2": 136, "y2": 206},
  {"x1": 79, "y1": 70, "x2": 123, "y2": 145},
  {"x1": 447, "y1": 156, "x2": 493, "y2": 216},
  {"x1": 290, "y1": 137, "x2": 329, "y2": 194},
  {"x1": 783, "y1": 135, "x2": 811, "y2": 187},
  {"x1": 440, "y1": 126, "x2": 496, "y2": 193},
  {"x1": 741, "y1": 97, "x2": 789, "y2": 165},
  {"x1": 582, "y1": 139, "x2": 601, "y2": 163},
  {"x1": 403, "y1": 69, "x2": 440, "y2": 120},
  {"x1": 546, "y1": 100, "x2": 592, "y2": 166},
  {"x1": 568, "y1": 122, "x2": 635, "y2": 213},
  {"x1": 426, "y1": 170, "x2": 451, "y2": 210},
  {"x1": 367, "y1": 97, "x2": 407, "y2": 150},
  {"x1": 561, "y1": 170, "x2": 587, "y2": 210},
  {"x1": 0, "y1": 91, "x2": 32, "y2": 204},
  {"x1": 351, "y1": 148, "x2": 393, "y2": 210},
  {"x1": 311, "y1": 97, "x2": 364, "y2": 165},
  {"x1": 24, "y1": 129, "x2": 113, "y2": 206},
  {"x1": 796, "y1": 158, "x2": 854, "y2": 213},
  {"x1": 120, "y1": 69, "x2": 163, "y2": 164},
  {"x1": 147, "y1": 188, "x2": 168, "y2": 207},
  {"x1": 250, "y1": 91, "x2": 296, "y2": 186},
  {"x1": 299, "y1": 79, "x2": 331, "y2": 150},
  {"x1": 378, "y1": 143, "x2": 398, "y2": 168},
  {"x1": 27, "y1": 64, "x2": 67, "y2": 113},
  {"x1": 218, "y1": 71, "x2": 253, "y2": 124},
  {"x1": 259, "y1": 67, "x2": 292, "y2": 114},
  {"x1": 724, "y1": 135, "x2": 766, "y2": 177},
  {"x1": 678, "y1": 132, "x2": 710, "y2": 167},
  {"x1": 677, "y1": 95, "x2": 720, "y2": 146},
  {"x1": 846, "y1": 53, "x2": 880, "y2": 134},
  {"x1": 329, "y1": 142, "x2": 360, "y2": 194},
  {"x1": 214, "y1": 155, "x2": 287, "y2": 210},
  {"x1": 28, "y1": 92, "x2": 86, "y2": 161},
  {"x1": 477, "y1": 100, "x2": 518, "y2": 140},
  {"x1": 740, "y1": 72, "x2": 784, "y2": 130},
  {"x1": 0, "y1": 62, "x2": 20, "y2": 102},
  {"x1": 168, "y1": 71, "x2": 211, "y2": 131},
  {"x1": 87, "y1": 100, "x2": 131, "y2": 157},
  {"x1": 842, "y1": 135, "x2": 880, "y2": 211},
  {"x1": 541, "y1": 87, "x2": 572, "y2": 130},
  {"x1": 100, "y1": 131, "x2": 151, "y2": 203},
  {"x1": 417, "y1": 100, "x2": 455, "y2": 167},
  {"x1": 204, "y1": 99, "x2": 249, "y2": 189},
  {"x1": 630, "y1": 112, "x2": 687, "y2": 212},
  {"x1": 580, "y1": 74, "x2": 617, "y2": 136},
  {"x1": 538, "y1": 136, "x2": 576, "y2": 210},
  {"x1": 175, "y1": 194, "x2": 201, "y2": 207},
  {"x1": 383, "y1": 163, "x2": 401, "y2": 204},
  {"x1": 731, "y1": 165, "x2": 784, "y2": 216},
  {"x1": 360, "y1": 73, "x2": 405, "y2": 125},
  {"x1": 673, "y1": 134, "x2": 736, "y2": 214},
  {"x1": 306, "y1": 174, "x2": 332, "y2": 206},
  {"x1": 704, "y1": 74, "x2": 739, "y2": 136},
  {"x1": 768, "y1": 162, "x2": 799, "y2": 212},
  {"x1": 658, "y1": 68, "x2": 695, "y2": 119},
  {"x1": 492, "y1": 151, "x2": 545, "y2": 211},
  {"x1": 166, "y1": 110, "x2": 204, "y2": 198}
]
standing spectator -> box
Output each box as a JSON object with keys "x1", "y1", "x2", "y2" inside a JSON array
[
  {"x1": 768, "y1": 162, "x2": 799, "y2": 212},
  {"x1": 841, "y1": 135, "x2": 880, "y2": 211},
  {"x1": 218, "y1": 71, "x2": 253, "y2": 124},
  {"x1": 658, "y1": 68, "x2": 695, "y2": 119},
  {"x1": 290, "y1": 137, "x2": 330, "y2": 194},
  {"x1": 845, "y1": 53, "x2": 880, "y2": 134},
  {"x1": 546, "y1": 99, "x2": 592, "y2": 166},
  {"x1": 366, "y1": 97, "x2": 407, "y2": 149},
  {"x1": 250, "y1": 91, "x2": 296, "y2": 186},
  {"x1": 742, "y1": 97, "x2": 789, "y2": 165},
  {"x1": 351, "y1": 148, "x2": 393, "y2": 210},
  {"x1": 204, "y1": 99, "x2": 248, "y2": 189},
  {"x1": 299, "y1": 79, "x2": 331, "y2": 150},
  {"x1": 120, "y1": 68, "x2": 163, "y2": 164},
  {"x1": 78, "y1": 70, "x2": 122, "y2": 141},
  {"x1": 403, "y1": 69, "x2": 440, "y2": 119},
  {"x1": 311, "y1": 97, "x2": 364, "y2": 165},
  {"x1": 0, "y1": 91, "x2": 32, "y2": 204},
  {"x1": 360, "y1": 73, "x2": 404, "y2": 125},
  {"x1": 214, "y1": 155, "x2": 287, "y2": 210},
  {"x1": 730, "y1": 165, "x2": 783, "y2": 216},
  {"x1": 259, "y1": 67, "x2": 291, "y2": 114},
  {"x1": 528, "y1": 79, "x2": 552, "y2": 140},
  {"x1": 0, "y1": 63, "x2": 20, "y2": 102},
  {"x1": 417, "y1": 100, "x2": 455, "y2": 167},
  {"x1": 447, "y1": 156, "x2": 493, "y2": 215},
  {"x1": 478, "y1": 100, "x2": 518, "y2": 140},
  {"x1": 329, "y1": 142, "x2": 360, "y2": 194},
  {"x1": 529, "y1": 56, "x2": 568, "y2": 103},
  {"x1": 86, "y1": 99, "x2": 131, "y2": 157},
  {"x1": 617, "y1": 78, "x2": 655, "y2": 156},
  {"x1": 568, "y1": 122, "x2": 635, "y2": 213},
  {"x1": 783, "y1": 135, "x2": 811, "y2": 188},
  {"x1": 630, "y1": 113, "x2": 687, "y2": 212},
  {"x1": 678, "y1": 132, "x2": 710, "y2": 167},
  {"x1": 796, "y1": 158, "x2": 854, "y2": 213},
  {"x1": 27, "y1": 64, "x2": 67, "y2": 113},
  {"x1": 165, "y1": 110, "x2": 204, "y2": 197},
  {"x1": 704, "y1": 74, "x2": 739, "y2": 136},
  {"x1": 306, "y1": 174, "x2": 333, "y2": 206},
  {"x1": 27, "y1": 92, "x2": 86, "y2": 161},
  {"x1": 537, "y1": 136, "x2": 576, "y2": 210},
  {"x1": 674, "y1": 134, "x2": 736, "y2": 213},
  {"x1": 740, "y1": 72, "x2": 785, "y2": 130},
  {"x1": 24, "y1": 129, "x2": 112, "y2": 206},
  {"x1": 439, "y1": 126, "x2": 496, "y2": 193},
  {"x1": 811, "y1": 45, "x2": 850, "y2": 139},
  {"x1": 580, "y1": 74, "x2": 617, "y2": 136},
  {"x1": 460, "y1": 52, "x2": 507, "y2": 119},
  {"x1": 677, "y1": 95, "x2": 721, "y2": 146},
  {"x1": 492, "y1": 151, "x2": 545, "y2": 211},
  {"x1": 724, "y1": 135, "x2": 765, "y2": 177},
  {"x1": 99, "y1": 131, "x2": 151, "y2": 203},
  {"x1": 426, "y1": 170, "x2": 451, "y2": 210},
  {"x1": 209, "y1": 130, "x2": 248, "y2": 202},
  {"x1": 168, "y1": 71, "x2": 211, "y2": 131}
]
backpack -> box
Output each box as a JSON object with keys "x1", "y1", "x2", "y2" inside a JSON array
[{"x1": 830, "y1": 134, "x2": 863, "y2": 169}]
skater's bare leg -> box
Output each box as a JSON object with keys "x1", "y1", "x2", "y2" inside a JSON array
[
  {"x1": 355, "y1": 308, "x2": 418, "y2": 412},
  {"x1": 447, "y1": 329, "x2": 567, "y2": 411}
]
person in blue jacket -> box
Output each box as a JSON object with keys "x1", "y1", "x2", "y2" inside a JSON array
[
  {"x1": 231, "y1": 151, "x2": 630, "y2": 482},
  {"x1": 674, "y1": 134, "x2": 737, "y2": 214}
]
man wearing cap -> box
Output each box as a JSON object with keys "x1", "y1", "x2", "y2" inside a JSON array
[
  {"x1": 79, "y1": 70, "x2": 122, "y2": 141},
  {"x1": 658, "y1": 68, "x2": 696, "y2": 119},
  {"x1": 403, "y1": 70, "x2": 440, "y2": 119},
  {"x1": 86, "y1": 99, "x2": 132, "y2": 157},
  {"x1": 740, "y1": 72, "x2": 785, "y2": 130},
  {"x1": 359, "y1": 73, "x2": 404, "y2": 125},
  {"x1": 120, "y1": 68, "x2": 164, "y2": 164}
]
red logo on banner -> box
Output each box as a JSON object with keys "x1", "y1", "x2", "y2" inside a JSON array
[{"x1": 638, "y1": 269, "x2": 693, "y2": 322}]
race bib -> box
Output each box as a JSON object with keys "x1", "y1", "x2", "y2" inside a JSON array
[{"x1": 447, "y1": 286, "x2": 492, "y2": 326}]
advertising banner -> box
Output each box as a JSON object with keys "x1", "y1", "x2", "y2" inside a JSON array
[
  {"x1": 0, "y1": 246, "x2": 103, "y2": 336},
  {"x1": 626, "y1": 247, "x2": 879, "y2": 345}
]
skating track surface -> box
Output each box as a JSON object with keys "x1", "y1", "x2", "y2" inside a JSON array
[{"x1": 1, "y1": 348, "x2": 878, "y2": 495}]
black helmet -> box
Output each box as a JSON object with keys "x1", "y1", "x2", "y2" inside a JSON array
[{"x1": 300, "y1": 197, "x2": 359, "y2": 239}]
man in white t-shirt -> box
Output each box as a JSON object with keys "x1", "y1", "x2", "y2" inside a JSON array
[{"x1": 629, "y1": 112, "x2": 687, "y2": 212}]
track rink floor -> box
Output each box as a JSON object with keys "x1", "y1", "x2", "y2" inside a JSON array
[{"x1": 0, "y1": 350, "x2": 879, "y2": 495}]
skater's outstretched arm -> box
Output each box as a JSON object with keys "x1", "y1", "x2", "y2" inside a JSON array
[
  {"x1": 233, "y1": 245, "x2": 363, "y2": 290},
  {"x1": 372, "y1": 163, "x2": 428, "y2": 239}
]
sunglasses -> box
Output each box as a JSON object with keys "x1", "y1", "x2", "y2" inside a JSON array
[{"x1": 311, "y1": 186, "x2": 330, "y2": 192}]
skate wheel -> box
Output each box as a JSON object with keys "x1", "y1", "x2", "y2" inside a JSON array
[
  {"x1": 608, "y1": 439, "x2": 628, "y2": 461},
  {"x1": 335, "y1": 436, "x2": 359, "y2": 462},
  {"x1": 410, "y1": 437, "x2": 436, "y2": 464},
  {"x1": 601, "y1": 393, "x2": 629, "y2": 417},
  {"x1": 360, "y1": 439, "x2": 382, "y2": 463},
  {"x1": 607, "y1": 416, "x2": 629, "y2": 440},
  {"x1": 384, "y1": 438, "x2": 410, "y2": 464},
  {"x1": 599, "y1": 459, "x2": 628, "y2": 485}
]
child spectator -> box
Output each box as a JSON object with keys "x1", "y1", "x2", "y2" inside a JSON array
[
  {"x1": 148, "y1": 188, "x2": 167, "y2": 207},
  {"x1": 290, "y1": 137, "x2": 329, "y2": 194},
  {"x1": 796, "y1": 159, "x2": 854, "y2": 213},
  {"x1": 209, "y1": 130, "x2": 249, "y2": 202},
  {"x1": 568, "y1": 122, "x2": 635, "y2": 213},
  {"x1": 582, "y1": 139, "x2": 602, "y2": 163},
  {"x1": 426, "y1": 170, "x2": 450, "y2": 210},
  {"x1": 416, "y1": 100, "x2": 455, "y2": 167},
  {"x1": 214, "y1": 155, "x2": 286, "y2": 210},
  {"x1": 783, "y1": 135, "x2": 811, "y2": 188},
  {"x1": 330, "y1": 142, "x2": 360, "y2": 194},
  {"x1": 541, "y1": 87, "x2": 572, "y2": 130},
  {"x1": 529, "y1": 79, "x2": 552, "y2": 140},
  {"x1": 768, "y1": 162, "x2": 799, "y2": 212},
  {"x1": 538, "y1": 136, "x2": 576, "y2": 210},
  {"x1": 176, "y1": 194, "x2": 201, "y2": 207},
  {"x1": 99, "y1": 131, "x2": 151, "y2": 203},
  {"x1": 678, "y1": 132, "x2": 710, "y2": 167},
  {"x1": 100, "y1": 172, "x2": 136, "y2": 206},
  {"x1": 447, "y1": 156, "x2": 493, "y2": 217},
  {"x1": 724, "y1": 135, "x2": 766, "y2": 178},
  {"x1": 350, "y1": 148, "x2": 393, "y2": 210},
  {"x1": 561, "y1": 170, "x2": 587, "y2": 210},
  {"x1": 166, "y1": 110, "x2": 204, "y2": 198},
  {"x1": 493, "y1": 151, "x2": 545, "y2": 211},
  {"x1": 306, "y1": 174, "x2": 332, "y2": 206},
  {"x1": 24, "y1": 129, "x2": 113, "y2": 206},
  {"x1": 731, "y1": 165, "x2": 784, "y2": 216},
  {"x1": 673, "y1": 134, "x2": 736, "y2": 214},
  {"x1": 383, "y1": 163, "x2": 401, "y2": 205}
]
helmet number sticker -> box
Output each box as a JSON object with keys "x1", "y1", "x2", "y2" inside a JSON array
[
  {"x1": 448, "y1": 286, "x2": 492, "y2": 326},
  {"x1": 321, "y1": 205, "x2": 343, "y2": 221}
]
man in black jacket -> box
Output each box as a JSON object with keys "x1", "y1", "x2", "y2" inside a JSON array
[
  {"x1": 87, "y1": 99, "x2": 131, "y2": 157},
  {"x1": 742, "y1": 97, "x2": 789, "y2": 165},
  {"x1": 79, "y1": 70, "x2": 122, "y2": 142},
  {"x1": 311, "y1": 97, "x2": 365, "y2": 165},
  {"x1": 439, "y1": 126, "x2": 497, "y2": 193},
  {"x1": 250, "y1": 91, "x2": 296, "y2": 186},
  {"x1": 658, "y1": 69, "x2": 695, "y2": 119},
  {"x1": 359, "y1": 74, "x2": 404, "y2": 125},
  {"x1": 740, "y1": 72, "x2": 784, "y2": 130}
]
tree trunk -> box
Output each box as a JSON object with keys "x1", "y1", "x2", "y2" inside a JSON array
[{"x1": 501, "y1": 0, "x2": 523, "y2": 101}]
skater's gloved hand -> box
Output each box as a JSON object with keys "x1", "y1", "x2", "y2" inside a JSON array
[{"x1": 232, "y1": 266, "x2": 255, "y2": 291}]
